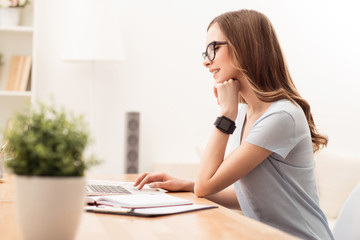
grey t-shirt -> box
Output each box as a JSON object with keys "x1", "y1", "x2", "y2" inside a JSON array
[{"x1": 230, "y1": 99, "x2": 333, "y2": 240}]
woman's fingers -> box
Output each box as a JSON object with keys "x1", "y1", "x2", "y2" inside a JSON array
[
  {"x1": 213, "y1": 79, "x2": 240, "y2": 120},
  {"x1": 149, "y1": 181, "x2": 169, "y2": 189},
  {"x1": 134, "y1": 172, "x2": 194, "y2": 192},
  {"x1": 214, "y1": 79, "x2": 240, "y2": 100},
  {"x1": 213, "y1": 86, "x2": 218, "y2": 98},
  {"x1": 134, "y1": 172, "x2": 166, "y2": 190},
  {"x1": 133, "y1": 172, "x2": 150, "y2": 187}
]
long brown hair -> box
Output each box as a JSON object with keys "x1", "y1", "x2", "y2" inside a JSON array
[{"x1": 209, "y1": 10, "x2": 328, "y2": 153}]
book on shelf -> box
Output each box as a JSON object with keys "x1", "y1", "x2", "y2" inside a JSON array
[
  {"x1": 5, "y1": 56, "x2": 20, "y2": 90},
  {"x1": 5, "y1": 55, "x2": 32, "y2": 91}
]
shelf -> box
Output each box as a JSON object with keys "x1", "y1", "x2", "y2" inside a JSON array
[
  {"x1": 0, "y1": 2, "x2": 34, "y2": 139},
  {"x1": 0, "y1": 91, "x2": 32, "y2": 97},
  {"x1": 0, "y1": 26, "x2": 33, "y2": 33}
]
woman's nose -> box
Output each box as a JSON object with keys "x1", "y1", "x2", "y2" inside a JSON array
[{"x1": 203, "y1": 57, "x2": 211, "y2": 68}]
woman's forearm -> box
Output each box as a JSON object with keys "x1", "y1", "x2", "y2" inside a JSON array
[
  {"x1": 195, "y1": 127, "x2": 230, "y2": 197},
  {"x1": 205, "y1": 186, "x2": 241, "y2": 210}
]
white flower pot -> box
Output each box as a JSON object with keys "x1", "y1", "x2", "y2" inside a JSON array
[
  {"x1": 14, "y1": 176, "x2": 86, "y2": 240},
  {"x1": 0, "y1": 8, "x2": 21, "y2": 26}
]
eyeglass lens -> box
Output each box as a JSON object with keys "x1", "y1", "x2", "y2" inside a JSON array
[{"x1": 206, "y1": 43, "x2": 215, "y2": 61}]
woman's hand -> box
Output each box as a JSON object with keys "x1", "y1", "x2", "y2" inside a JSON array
[
  {"x1": 133, "y1": 172, "x2": 194, "y2": 192},
  {"x1": 214, "y1": 79, "x2": 240, "y2": 121}
]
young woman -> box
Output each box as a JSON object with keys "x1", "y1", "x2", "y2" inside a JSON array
[{"x1": 134, "y1": 10, "x2": 334, "y2": 240}]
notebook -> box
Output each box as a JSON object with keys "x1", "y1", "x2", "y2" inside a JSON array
[
  {"x1": 88, "y1": 194, "x2": 193, "y2": 208},
  {"x1": 85, "y1": 193, "x2": 218, "y2": 217},
  {"x1": 85, "y1": 204, "x2": 218, "y2": 217},
  {"x1": 86, "y1": 180, "x2": 166, "y2": 196}
]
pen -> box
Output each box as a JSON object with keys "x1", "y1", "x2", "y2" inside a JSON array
[{"x1": 87, "y1": 205, "x2": 133, "y2": 214}]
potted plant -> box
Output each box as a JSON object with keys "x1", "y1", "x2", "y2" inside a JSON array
[
  {"x1": 4, "y1": 101, "x2": 98, "y2": 240},
  {"x1": 0, "y1": 0, "x2": 31, "y2": 26}
]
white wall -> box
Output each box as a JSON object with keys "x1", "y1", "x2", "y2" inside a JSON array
[{"x1": 34, "y1": 0, "x2": 360, "y2": 175}]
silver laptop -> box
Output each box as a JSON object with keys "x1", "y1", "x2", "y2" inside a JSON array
[{"x1": 86, "y1": 180, "x2": 166, "y2": 196}]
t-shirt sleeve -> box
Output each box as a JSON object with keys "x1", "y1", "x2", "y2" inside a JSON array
[{"x1": 245, "y1": 111, "x2": 297, "y2": 159}]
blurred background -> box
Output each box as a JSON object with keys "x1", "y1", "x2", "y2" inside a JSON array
[{"x1": 2, "y1": 0, "x2": 359, "y2": 175}]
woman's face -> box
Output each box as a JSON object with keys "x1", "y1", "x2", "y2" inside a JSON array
[{"x1": 203, "y1": 23, "x2": 241, "y2": 84}]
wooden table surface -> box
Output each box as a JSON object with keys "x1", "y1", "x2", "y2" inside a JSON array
[{"x1": 0, "y1": 174, "x2": 299, "y2": 240}]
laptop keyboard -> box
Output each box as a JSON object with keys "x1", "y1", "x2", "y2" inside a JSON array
[{"x1": 87, "y1": 184, "x2": 131, "y2": 194}]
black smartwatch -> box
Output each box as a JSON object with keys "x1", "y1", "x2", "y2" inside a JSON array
[{"x1": 214, "y1": 116, "x2": 236, "y2": 134}]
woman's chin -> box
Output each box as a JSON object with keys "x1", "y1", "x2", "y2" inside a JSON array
[{"x1": 214, "y1": 77, "x2": 226, "y2": 83}]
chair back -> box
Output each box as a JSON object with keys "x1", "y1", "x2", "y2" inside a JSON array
[{"x1": 332, "y1": 182, "x2": 360, "y2": 240}]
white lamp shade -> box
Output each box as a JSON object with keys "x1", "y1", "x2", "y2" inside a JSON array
[{"x1": 62, "y1": 0, "x2": 125, "y2": 62}]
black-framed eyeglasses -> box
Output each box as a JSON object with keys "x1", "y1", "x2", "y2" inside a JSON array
[{"x1": 202, "y1": 41, "x2": 228, "y2": 61}]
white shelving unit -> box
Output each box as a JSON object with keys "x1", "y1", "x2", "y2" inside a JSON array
[
  {"x1": 0, "y1": 26, "x2": 33, "y2": 33},
  {"x1": 0, "y1": 2, "x2": 35, "y2": 143},
  {"x1": 0, "y1": 90, "x2": 32, "y2": 97}
]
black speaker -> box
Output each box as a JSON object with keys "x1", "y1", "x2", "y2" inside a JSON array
[{"x1": 125, "y1": 112, "x2": 140, "y2": 174}]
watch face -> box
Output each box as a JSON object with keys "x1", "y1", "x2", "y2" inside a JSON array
[{"x1": 219, "y1": 118, "x2": 231, "y2": 130}]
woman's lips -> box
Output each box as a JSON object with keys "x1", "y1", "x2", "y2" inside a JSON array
[{"x1": 211, "y1": 69, "x2": 220, "y2": 78}]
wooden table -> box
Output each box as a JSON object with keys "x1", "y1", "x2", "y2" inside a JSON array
[{"x1": 0, "y1": 174, "x2": 299, "y2": 240}]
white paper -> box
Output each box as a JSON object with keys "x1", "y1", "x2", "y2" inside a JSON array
[
  {"x1": 133, "y1": 204, "x2": 217, "y2": 215},
  {"x1": 95, "y1": 194, "x2": 193, "y2": 208}
]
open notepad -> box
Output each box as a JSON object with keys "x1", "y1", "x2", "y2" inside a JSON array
[
  {"x1": 85, "y1": 204, "x2": 217, "y2": 217},
  {"x1": 85, "y1": 194, "x2": 217, "y2": 217},
  {"x1": 87, "y1": 194, "x2": 192, "y2": 208}
]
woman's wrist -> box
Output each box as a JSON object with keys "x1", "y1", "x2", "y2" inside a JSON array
[
  {"x1": 182, "y1": 180, "x2": 195, "y2": 192},
  {"x1": 220, "y1": 109, "x2": 237, "y2": 121}
]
